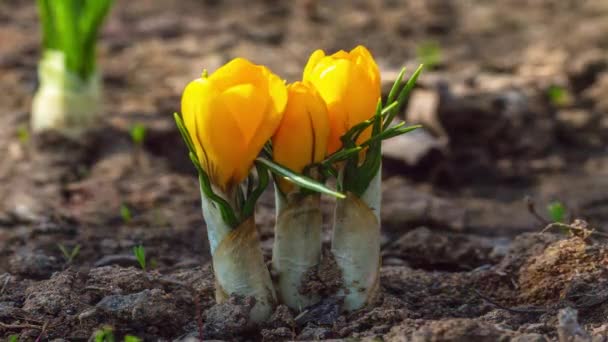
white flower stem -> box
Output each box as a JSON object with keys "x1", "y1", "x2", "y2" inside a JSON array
[
  {"x1": 332, "y1": 167, "x2": 381, "y2": 311},
  {"x1": 201, "y1": 190, "x2": 276, "y2": 324},
  {"x1": 31, "y1": 50, "x2": 102, "y2": 138},
  {"x1": 272, "y1": 188, "x2": 322, "y2": 311}
]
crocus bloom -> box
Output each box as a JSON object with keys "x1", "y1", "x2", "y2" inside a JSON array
[
  {"x1": 303, "y1": 45, "x2": 381, "y2": 154},
  {"x1": 272, "y1": 81, "x2": 329, "y2": 192},
  {"x1": 181, "y1": 58, "x2": 288, "y2": 191}
]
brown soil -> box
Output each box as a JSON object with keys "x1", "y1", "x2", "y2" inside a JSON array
[{"x1": 1, "y1": 0, "x2": 608, "y2": 340}]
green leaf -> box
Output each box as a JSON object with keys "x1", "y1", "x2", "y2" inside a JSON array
[
  {"x1": 132, "y1": 245, "x2": 146, "y2": 271},
  {"x1": 130, "y1": 123, "x2": 146, "y2": 145},
  {"x1": 79, "y1": 0, "x2": 113, "y2": 77},
  {"x1": 321, "y1": 146, "x2": 363, "y2": 166},
  {"x1": 256, "y1": 157, "x2": 345, "y2": 199},
  {"x1": 387, "y1": 67, "x2": 407, "y2": 106},
  {"x1": 385, "y1": 64, "x2": 424, "y2": 129},
  {"x1": 547, "y1": 201, "x2": 566, "y2": 223},
  {"x1": 58, "y1": 243, "x2": 81, "y2": 263},
  {"x1": 189, "y1": 153, "x2": 239, "y2": 228},
  {"x1": 37, "y1": 0, "x2": 57, "y2": 50},
  {"x1": 547, "y1": 85, "x2": 571, "y2": 107},
  {"x1": 120, "y1": 203, "x2": 132, "y2": 223},
  {"x1": 174, "y1": 113, "x2": 197, "y2": 157},
  {"x1": 94, "y1": 326, "x2": 115, "y2": 342},
  {"x1": 359, "y1": 124, "x2": 421, "y2": 149},
  {"x1": 242, "y1": 162, "x2": 270, "y2": 219}
]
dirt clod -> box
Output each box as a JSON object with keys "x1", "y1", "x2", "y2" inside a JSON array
[
  {"x1": 23, "y1": 270, "x2": 83, "y2": 317},
  {"x1": 96, "y1": 288, "x2": 184, "y2": 328},
  {"x1": 9, "y1": 250, "x2": 60, "y2": 279},
  {"x1": 519, "y1": 237, "x2": 608, "y2": 305}
]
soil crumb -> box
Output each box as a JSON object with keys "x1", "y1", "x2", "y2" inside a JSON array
[{"x1": 299, "y1": 249, "x2": 343, "y2": 298}]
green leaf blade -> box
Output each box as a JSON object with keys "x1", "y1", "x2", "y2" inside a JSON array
[{"x1": 257, "y1": 157, "x2": 345, "y2": 199}]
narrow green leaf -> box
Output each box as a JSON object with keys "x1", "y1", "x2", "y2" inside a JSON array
[
  {"x1": 50, "y1": 0, "x2": 83, "y2": 76},
  {"x1": 79, "y1": 0, "x2": 113, "y2": 77},
  {"x1": 242, "y1": 162, "x2": 270, "y2": 218},
  {"x1": 188, "y1": 152, "x2": 239, "y2": 227},
  {"x1": 386, "y1": 64, "x2": 424, "y2": 129},
  {"x1": 322, "y1": 146, "x2": 362, "y2": 166},
  {"x1": 387, "y1": 67, "x2": 407, "y2": 105},
  {"x1": 380, "y1": 101, "x2": 398, "y2": 117},
  {"x1": 359, "y1": 124, "x2": 420, "y2": 148},
  {"x1": 256, "y1": 157, "x2": 345, "y2": 199},
  {"x1": 174, "y1": 112, "x2": 197, "y2": 157},
  {"x1": 132, "y1": 245, "x2": 146, "y2": 271},
  {"x1": 37, "y1": 0, "x2": 57, "y2": 50}
]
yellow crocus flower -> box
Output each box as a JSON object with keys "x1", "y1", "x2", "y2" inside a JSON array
[
  {"x1": 303, "y1": 45, "x2": 381, "y2": 154},
  {"x1": 181, "y1": 58, "x2": 288, "y2": 192},
  {"x1": 272, "y1": 81, "x2": 329, "y2": 192}
]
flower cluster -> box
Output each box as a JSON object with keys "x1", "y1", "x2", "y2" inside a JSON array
[
  {"x1": 181, "y1": 46, "x2": 381, "y2": 195},
  {"x1": 175, "y1": 45, "x2": 421, "y2": 322}
]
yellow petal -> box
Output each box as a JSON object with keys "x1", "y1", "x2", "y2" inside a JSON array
[
  {"x1": 302, "y1": 46, "x2": 381, "y2": 154},
  {"x1": 273, "y1": 82, "x2": 329, "y2": 192},
  {"x1": 181, "y1": 78, "x2": 213, "y2": 174},
  {"x1": 217, "y1": 83, "x2": 269, "y2": 145},
  {"x1": 180, "y1": 58, "x2": 287, "y2": 191},
  {"x1": 302, "y1": 49, "x2": 326, "y2": 81},
  {"x1": 202, "y1": 90, "x2": 249, "y2": 190},
  {"x1": 210, "y1": 58, "x2": 269, "y2": 94}
]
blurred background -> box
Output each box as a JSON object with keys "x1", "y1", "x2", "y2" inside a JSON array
[{"x1": 1, "y1": 0, "x2": 608, "y2": 340}]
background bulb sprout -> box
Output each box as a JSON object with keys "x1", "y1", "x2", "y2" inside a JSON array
[{"x1": 32, "y1": 0, "x2": 113, "y2": 137}]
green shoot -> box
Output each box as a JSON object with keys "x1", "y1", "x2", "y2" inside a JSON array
[
  {"x1": 416, "y1": 41, "x2": 442, "y2": 70},
  {"x1": 130, "y1": 123, "x2": 146, "y2": 146},
  {"x1": 547, "y1": 85, "x2": 571, "y2": 106},
  {"x1": 94, "y1": 326, "x2": 115, "y2": 342},
  {"x1": 58, "y1": 243, "x2": 81, "y2": 264},
  {"x1": 120, "y1": 204, "x2": 132, "y2": 223},
  {"x1": 37, "y1": 0, "x2": 114, "y2": 80},
  {"x1": 17, "y1": 126, "x2": 30, "y2": 144},
  {"x1": 124, "y1": 336, "x2": 142, "y2": 342},
  {"x1": 132, "y1": 245, "x2": 146, "y2": 271},
  {"x1": 547, "y1": 201, "x2": 566, "y2": 223},
  {"x1": 8, "y1": 335, "x2": 18, "y2": 342}
]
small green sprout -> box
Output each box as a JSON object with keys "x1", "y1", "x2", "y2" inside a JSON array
[
  {"x1": 547, "y1": 201, "x2": 566, "y2": 223},
  {"x1": 130, "y1": 123, "x2": 146, "y2": 146},
  {"x1": 58, "y1": 243, "x2": 81, "y2": 264},
  {"x1": 124, "y1": 336, "x2": 142, "y2": 342},
  {"x1": 547, "y1": 85, "x2": 571, "y2": 106},
  {"x1": 416, "y1": 41, "x2": 442, "y2": 70},
  {"x1": 17, "y1": 125, "x2": 30, "y2": 144},
  {"x1": 120, "y1": 204, "x2": 132, "y2": 223},
  {"x1": 94, "y1": 326, "x2": 115, "y2": 342},
  {"x1": 133, "y1": 245, "x2": 146, "y2": 271},
  {"x1": 8, "y1": 335, "x2": 18, "y2": 342}
]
